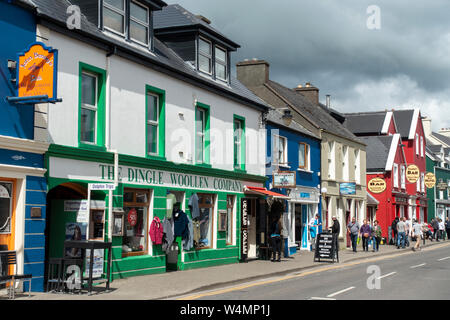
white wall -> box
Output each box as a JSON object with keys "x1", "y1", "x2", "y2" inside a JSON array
[{"x1": 46, "y1": 30, "x2": 265, "y2": 176}]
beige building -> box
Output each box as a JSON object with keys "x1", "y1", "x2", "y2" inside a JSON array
[{"x1": 236, "y1": 59, "x2": 367, "y2": 247}]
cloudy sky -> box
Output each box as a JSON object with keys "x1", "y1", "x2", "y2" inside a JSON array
[{"x1": 166, "y1": 0, "x2": 450, "y2": 132}]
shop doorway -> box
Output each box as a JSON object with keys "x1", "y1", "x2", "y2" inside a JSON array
[
  {"x1": 0, "y1": 180, "x2": 15, "y2": 253},
  {"x1": 345, "y1": 210, "x2": 351, "y2": 248}
]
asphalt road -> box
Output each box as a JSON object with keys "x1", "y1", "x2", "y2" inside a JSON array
[{"x1": 193, "y1": 243, "x2": 450, "y2": 300}]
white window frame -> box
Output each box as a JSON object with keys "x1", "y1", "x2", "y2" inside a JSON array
[
  {"x1": 421, "y1": 172, "x2": 425, "y2": 193},
  {"x1": 354, "y1": 149, "x2": 361, "y2": 184},
  {"x1": 420, "y1": 135, "x2": 424, "y2": 158},
  {"x1": 198, "y1": 37, "x2": 212, "y2": 75},
  {"x1": 415, "y1": 133, "x2": 419, "y2": 155},
  {"x1": 103, "y1": 0, "x2": 126, "y2": 36},
  {"x1": 400, "y1": 165, "x2": 406, "y2": 190},
  {"x1": 196, "y1": 107, "x2": 206, "y2": 164},
  {"x1": 80, "y1": 71, "x2": 98, "y2": 145},
  {"x1": 273, "y1": 134, "x2": 288, "y2": 166},
  {"x1": 328, "y1": 141, "x2": 335, "y2": 180},
  {"x1": 393, "y1": 163, "x2": 399, "y2": 188},
  {"x1": 214, "y1": 45, "x2": 228, "y2": 81},
  {"x1": 342, "y1": 145, "x2": 349, "y2": 181},
  {"x1": 129, "y1": 0, "x2": 150, "y2": 46},
  {"x1": 146, "y1": 92, "x2": 159, "y2": 156}
]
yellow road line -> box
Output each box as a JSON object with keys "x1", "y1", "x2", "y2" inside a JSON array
[{"x1": 177, "y1": 242, "x2": 450, "y2": 300}]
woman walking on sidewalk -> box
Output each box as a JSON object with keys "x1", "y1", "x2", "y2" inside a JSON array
[
  {"x1": 372, "y1": 220, "x2": 382, "y2": 252},
  {"x1": 360, "y1": 220, "x2": 371, "y2": 252}
]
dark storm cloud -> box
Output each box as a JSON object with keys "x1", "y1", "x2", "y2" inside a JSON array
[{"x1": 166, "y1": 0, "x2": 450, "y2": 129}]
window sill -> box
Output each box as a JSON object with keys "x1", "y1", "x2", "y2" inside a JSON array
[
  {"x1": 78, "y1": 143, "x2": 107, "y2": 152},
  {"x1": 234, "y1": 168, "x2": 247, "y2": 174},
  {"x1": 275, "y1": 164, "x2": 291, "y2": 169},
  {"x1": 195, "y1": 163, "x2": 212, "y2": 169},
  {"x1": 297, "y1": 168, "x2": 313, "y2": 174},
  {"x1": 146, "y1": 154, "x2": 167, "y2": 162}
]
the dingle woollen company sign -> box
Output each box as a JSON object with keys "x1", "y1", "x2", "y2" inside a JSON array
[
  {"x1": 406, "y1": 164, "x2": 420, "y2": 183},
  {"x1": 368, "y1": 177, "x2": 387, "y2": 194},
  {"x1": 17, "y1": 42, "x2": 58, "y2": 101},
  {"x1": 424, "y1": 172, "x2": 436, "y2": 189}
]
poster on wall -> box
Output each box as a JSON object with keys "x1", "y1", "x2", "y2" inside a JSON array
[
  {"x1": 65, "y1": 223, "x2": 87, "y2": 257},
  {"x1": 340, "y1": 183, "x2": 356, "y2": 195},
  {"x1": 85, "y1": 249, "x2": 104, "y2": 279},
  {"x1": 240, "y1": 198, "x2": 249, "y2": 261}
]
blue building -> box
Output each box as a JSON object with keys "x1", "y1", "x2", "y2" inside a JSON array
[
  {"x1": 0, "y1": 0, "x2": 49, "y2": 292},
  {"x1": 265, "y1": 109, "x2": 322, "y2": 253}
]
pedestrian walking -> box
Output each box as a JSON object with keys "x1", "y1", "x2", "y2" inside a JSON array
[
  {"x1": 422, "y1": 222, "x2": 433, "y2": 242},
  {"x1": 360, "y1": 219, "x2": 371, "y2": 252},
  {"x1": 438, "y1": 218, "x2": 445, "y2": 241},
  {"x1": 372, "y1": 220, "x2": 382, "y2": 252},
  {"x1": 270, "y1": 215, "x2": 282, "y2": 262},
  {"x1": 330, "y1": 216, "x2": 340, "y2": 252},
  {"x1": 309, "y1": 214, "x2": 321, "y2": 251},
  {"x1": 391, "y1": 217, "x2": 399, "y2": 245},
  {"x1": 432, "y1": 218, "x2": 440, "y2": 241},
  {"x1": 347, "y1": 217, "x2": 360, "y2": 253},
  {"x1": 445, "y1": 217, "x2": 450, "y2": 241},
  {"x1": 412, "y1": 219, "x2": 423, "y2": 251},
  {"x1": 397, "y1": 217, "x2": 407, "y2": 249},
  {"x1": 405, "y1": 217, "x2": 412, "y2": 247}
]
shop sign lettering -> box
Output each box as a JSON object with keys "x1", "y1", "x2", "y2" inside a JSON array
[
  {"x1": 424, "y1": 172, "x2": 436, "y2": 189},
  {"x1": 98, "y1": 164, "x2": 243, "y2": 192}
]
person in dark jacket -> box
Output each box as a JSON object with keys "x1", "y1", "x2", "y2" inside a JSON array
[
  {"x1": 391, "y1": 217, "x2": 399, "y2": 245},
  {"x1": 446, "y1": 217, "x2": 450, "y2": 241},
  {"x1": 270, "y1": 215, "x2": 282, "y2": 262},
  {"x1": 359, "y1": 219, "x2": 372, "y2": 252},
  {"x1": 330, "y1": 216, "x2": 340, "y2": 252},
  {"x1": 431, "y1": 219, "x2": 440, "y2": 241}
]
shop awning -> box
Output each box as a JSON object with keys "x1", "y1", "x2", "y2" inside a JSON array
[{"x1": 244, "y1": 186, "x2": 290, "y2": 199}]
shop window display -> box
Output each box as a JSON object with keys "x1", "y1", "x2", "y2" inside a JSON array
[
  {"x1": 197, "y1": 194, "x2": 215, "y2": 248},
  {"x1": 123, "y1": 189, "x2": 150, "y2": 257}
]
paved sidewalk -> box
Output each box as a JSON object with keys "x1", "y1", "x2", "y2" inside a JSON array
[{"x1": 10, "y1": 239, "x2": 450, "y2": 300}]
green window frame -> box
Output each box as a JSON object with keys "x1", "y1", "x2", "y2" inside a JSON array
[
  {"x1": 78, "y1": 62, "x2": 106, "y2": 151},
  {"x1": 195, "y1": 102, "x2": 210, "y2": 167},
  {"x1": 145, "y1": 85, "x2": 166, "y2": 160},
  {"x1": 233, "y1": 115, "x2": 246, "y2": 172}
]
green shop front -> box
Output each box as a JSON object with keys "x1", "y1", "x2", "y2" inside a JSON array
[{"x1": 44, "y1": 146, "x2": 266, "y2": 284}]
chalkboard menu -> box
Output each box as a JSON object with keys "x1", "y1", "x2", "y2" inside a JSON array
[{"x1": 314, "y1": 232, "x2": 339, "y2": 263}]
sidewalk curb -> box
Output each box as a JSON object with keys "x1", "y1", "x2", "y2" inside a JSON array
[{"x1": 157, "y1": 241, "x2": 450, "y2": 300}]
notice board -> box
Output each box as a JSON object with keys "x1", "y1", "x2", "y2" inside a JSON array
[{"x1": 314, "y1": 232, "x2": 339, "y2": 263}]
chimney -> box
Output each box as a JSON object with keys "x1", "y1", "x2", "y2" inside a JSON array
[
  {"x1": 294, "y1": 82, "x2": 319, "y2": 105},
  {"x1": 422, "y1": 117, "x2": 432, "y2": 137},
  {"x1": 326, "y1": 94, "x2": 331, "y2": 108},
  {"x1": 236, "y1": 59, "x2": 270, "y2": 87}
]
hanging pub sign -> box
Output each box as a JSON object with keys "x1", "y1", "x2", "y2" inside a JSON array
[
  {"x1": 406, "y1": 164, "x2": 420, "y2": 183},
  {"x1": 424, "y1": 172, "x2": 436, "y2": 189},
  {"x1": 272, "y1": 171, "x2": 296, "y2": 188},
  {"x1": 368, "y1": 177, "x2": 387, "y2": 194},
  {"x1": 8, "y1": 42, "x2": 61, "y2": 104}
]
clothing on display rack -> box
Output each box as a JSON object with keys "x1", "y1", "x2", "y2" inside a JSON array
[
  {"x1": 166, "y1": 193, "x2": 176, "y2": 219},
  {"x1": 149, "y1": 216, "x2": 164, "y2": 245},
  {"x1": 182, "y1": 216, "x2": 194, "y2": 251},
  {"x1": 188, "y1": 193, "x2": 200, "y2": 220},
  {"x1": 173, "y1": 209, "x2": 189, "y2": 240},
  {"x1": 162, "y1": 217, "x2": 174, "y2": 253}
]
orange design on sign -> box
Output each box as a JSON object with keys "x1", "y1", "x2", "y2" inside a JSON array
[{"x1": 18, "y1": 43, "x2": 55, "y2": 99}]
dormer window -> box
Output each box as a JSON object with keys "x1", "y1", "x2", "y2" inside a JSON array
[
  {"x1": 215, "y1": 46, "x2": 227, "y2": 81},
  {"x1": 102, "y1": 0, "x2": 152, "y2": 48},
  {"x1": 198, "y1": 38, "x2": 212, "y2": 74},
  {"x1": 197, "y1": 37, "x2": 229, "y2": 82}
]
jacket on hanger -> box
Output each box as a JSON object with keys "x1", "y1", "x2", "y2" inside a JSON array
[
  {"x1": 162, "y1": 217, "x2": 174, "y2": 253},
  {"x1": 188, "y1": 193, "x2": 200, "y2": 220},
  {"x1": 149, "y1": 216, "x2": 164, "y2": 245}
]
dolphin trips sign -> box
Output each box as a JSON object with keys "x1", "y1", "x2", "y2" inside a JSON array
[{"x1": 49, "y1": 157, "x2": 249, "y2": 193}]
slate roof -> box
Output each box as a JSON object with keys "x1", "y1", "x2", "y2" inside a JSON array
[
  {"x1": 359, "y1": 135, "x2": 394, "y2": 171},
  {"x1": 153, "y1": 4, "x2": 240, "y2": 49},
  {"x1": 428, "y1": 144, "x2": 443, "y2": 153},
  {"x1": 393, "y1": 110, "x2": 415, "y2": 138},
  {"x1": 342, "y1": 111, "x2": 387, "y2": 135},
  {"x1": 266, "y1": 80, "x2": 364, "y2": 145},
  {"x1": 431, "y1": 132, "x2": 450, "y2": 146},
  {"x1": 266, "y1": 108, "x2": 320, "y2": 140},
  {"x1": 16, "y1": 0, "x2": 268, "y2": 111}
]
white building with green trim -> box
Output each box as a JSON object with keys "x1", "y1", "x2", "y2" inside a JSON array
[{"x1": 20, "y1": 0, "x2": 269, "y2": 282}]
